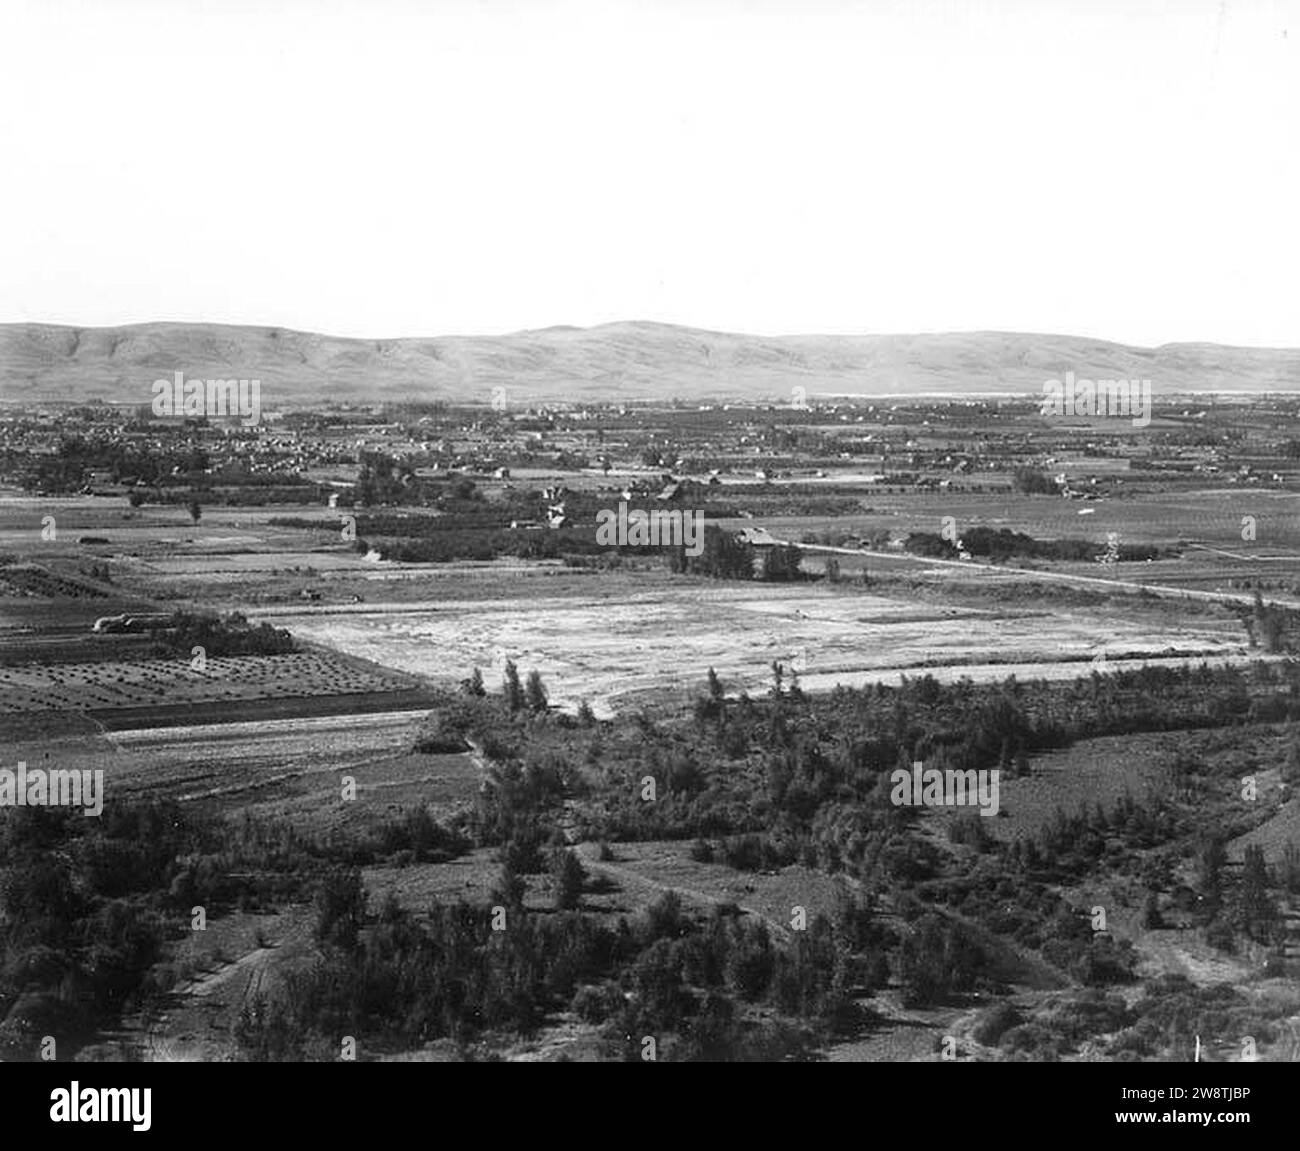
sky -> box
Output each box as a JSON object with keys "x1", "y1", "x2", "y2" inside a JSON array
[{"x1": 0, "y1": 0, "x2": 1296, "y2": 346}]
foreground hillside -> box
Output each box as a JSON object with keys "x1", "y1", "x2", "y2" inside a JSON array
[{"x1": 2, "y1": 321, "x2": 1299, "y2": 405}]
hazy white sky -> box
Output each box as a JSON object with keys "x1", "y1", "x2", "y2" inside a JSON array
[{"x1": 0, "y1": 0, "x2": 1296, "y2": 345}]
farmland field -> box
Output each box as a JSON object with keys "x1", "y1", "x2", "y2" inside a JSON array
[
  {"x1": 3, "y1": 710, "x2": 481, "y2": 827},
  {"x1": 0, "y1": 651, "x2": 421, "y2": 715}
]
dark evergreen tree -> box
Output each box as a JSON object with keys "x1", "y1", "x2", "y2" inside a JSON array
[
  {"x1": 525, "y1": 669, "x2": 548, "y2": 713},
  {"x1": 503, "y1": 660, "x2": 524, "y2": 713}
]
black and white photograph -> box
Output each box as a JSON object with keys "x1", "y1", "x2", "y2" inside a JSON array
[{"x1": 0, "y1": 0, "x2": 1297, "y2": 1108}]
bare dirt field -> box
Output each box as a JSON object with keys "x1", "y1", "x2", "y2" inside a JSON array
[{"x1": 257, "y1": 580, "x2": 1256, "y2": 717}]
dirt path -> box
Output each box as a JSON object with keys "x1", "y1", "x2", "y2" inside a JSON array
[{"x1": 124, "y1": 911, "x2": 315, "y2": 1062}]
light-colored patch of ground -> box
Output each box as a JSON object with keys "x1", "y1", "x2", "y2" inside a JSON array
[
  {"x1": 1133, "y1": 930, "x2": 1254, "y2": 987},
  {"x1": 501, "y1": 1019, "x2": 610, "y2": 1062},
  {"x1": 255, "y1": 582, "x2": 1248, "y2": 717}
]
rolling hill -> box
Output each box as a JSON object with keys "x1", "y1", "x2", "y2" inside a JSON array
[{"x1": 1, "y1": 320, "x2": 1297, "y2": 406}]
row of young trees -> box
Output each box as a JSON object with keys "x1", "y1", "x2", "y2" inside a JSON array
[{"x1": 459, "y1": 661, "x2": 550, "y2": 714}]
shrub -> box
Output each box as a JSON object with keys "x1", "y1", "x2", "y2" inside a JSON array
[
  {"x1": 551, "y1": 848, "x2": 585, "y2": 911},
  {"x1": 1000, "y1": 1023, "x2": 1060, "y2": 1060},
  {"x1": 1205, "y1": 919, "x2": 1236, "y2": 953},
  {"x1": 973, "y1": 1001, "x2": 1023, "y2": 1046},
  {"x1": 313, "y1": 867, "x2": 365, "y2": 949},
  {"x1": 572, "y1": 982, "x2": 624, "y2": 1025},
  {"x1": 948, "y1": 813, "x2": 992, "y2": 851}
]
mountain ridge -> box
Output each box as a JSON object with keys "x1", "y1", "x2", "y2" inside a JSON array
[{"x1": 2, "y1": 320, "x2": 1297, "y2": 405}]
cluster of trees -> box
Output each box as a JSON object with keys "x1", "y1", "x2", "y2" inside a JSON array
[
  {"x1": 587, "y1": 663, "x2": 1300, "y2": 1005},
  {"x1": 0, "y1": 804, "x2": 288, "y2": 1058},
  {"x1": 497, "y1": 662, "x2": 550, "y2": 714},
  {"x1": 667, "y1": 527, "x2": 756, "y2": 580},
  {"x1": 599, "y1": 893, "x2": 886, "y2": 1057},
  {"x1": 1014, "y1": 796, "x2": 1180, "y2": 880},
  {"x1": 1108, "y1": 974, "x2": 1286, "y2": 1061},
  {"x1": 896, "y1": 913, "x2": 987, "y2": 1007},
  {"x1": 370, "y1": 528, "x2": 594, "y2": 564},
  {"x1": 127, "y1": 483, "x2": 328, "y2": 510},
  {"x1": 237, "y1": 894, "x2": 613, "y2": 1057},
  {"x1": 1011, "y1": 468, "x2": 1059, "y2": 495},
  {"x1": 904, "y1": 527, "x2": 1160, "y2": 564},
  {"x1": 19, "y1": 435, "x2": 336, "y2": 505},
  {"x1": 236, "y1": 882, "x2": 888, "y2": 1061},
  {"x1": 148, "y1": 611, "x2": 296, "y2": 658},
  {"x1": 354, "y1": 453, "x2": 422, "y2": 507},
  {"x1": 0, "y1": 801, "x2": 468, "y2": 1060},
  {"x1": 930, "y1": 848, "x2": 1142, "y2": 988},
  {"x1": 1247, "y1": 590, "x2": 1296, "y2": 653},
  {"x1": 20, "y1": 436, "x2": 210, "y2": 493},
  {"x1": 318, "y1": 807, "x2": 472, "y2": 869},
  {"x1": 594, "y1": 663, "x2": 1299, "y2": 881},
  {"x1": 1197, "y1": 838, "x2": 1283, "y2": 951},
  {"x1": 980, "y1": 972, "x2": 1296, "y2": 1062},
  {"x1": 665, "y1": 530, "x2": 803, "y2": 582},
  {"x1": 0, "y1": 806, "x2": 182, "y2": 1057},
  {"x1": 760, "y1": 545, "x2": 805, "y2": 581}
]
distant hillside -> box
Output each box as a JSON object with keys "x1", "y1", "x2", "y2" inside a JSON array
[{"x1": 1, "y1": 320, "x2": 1297, "y2": 406}]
